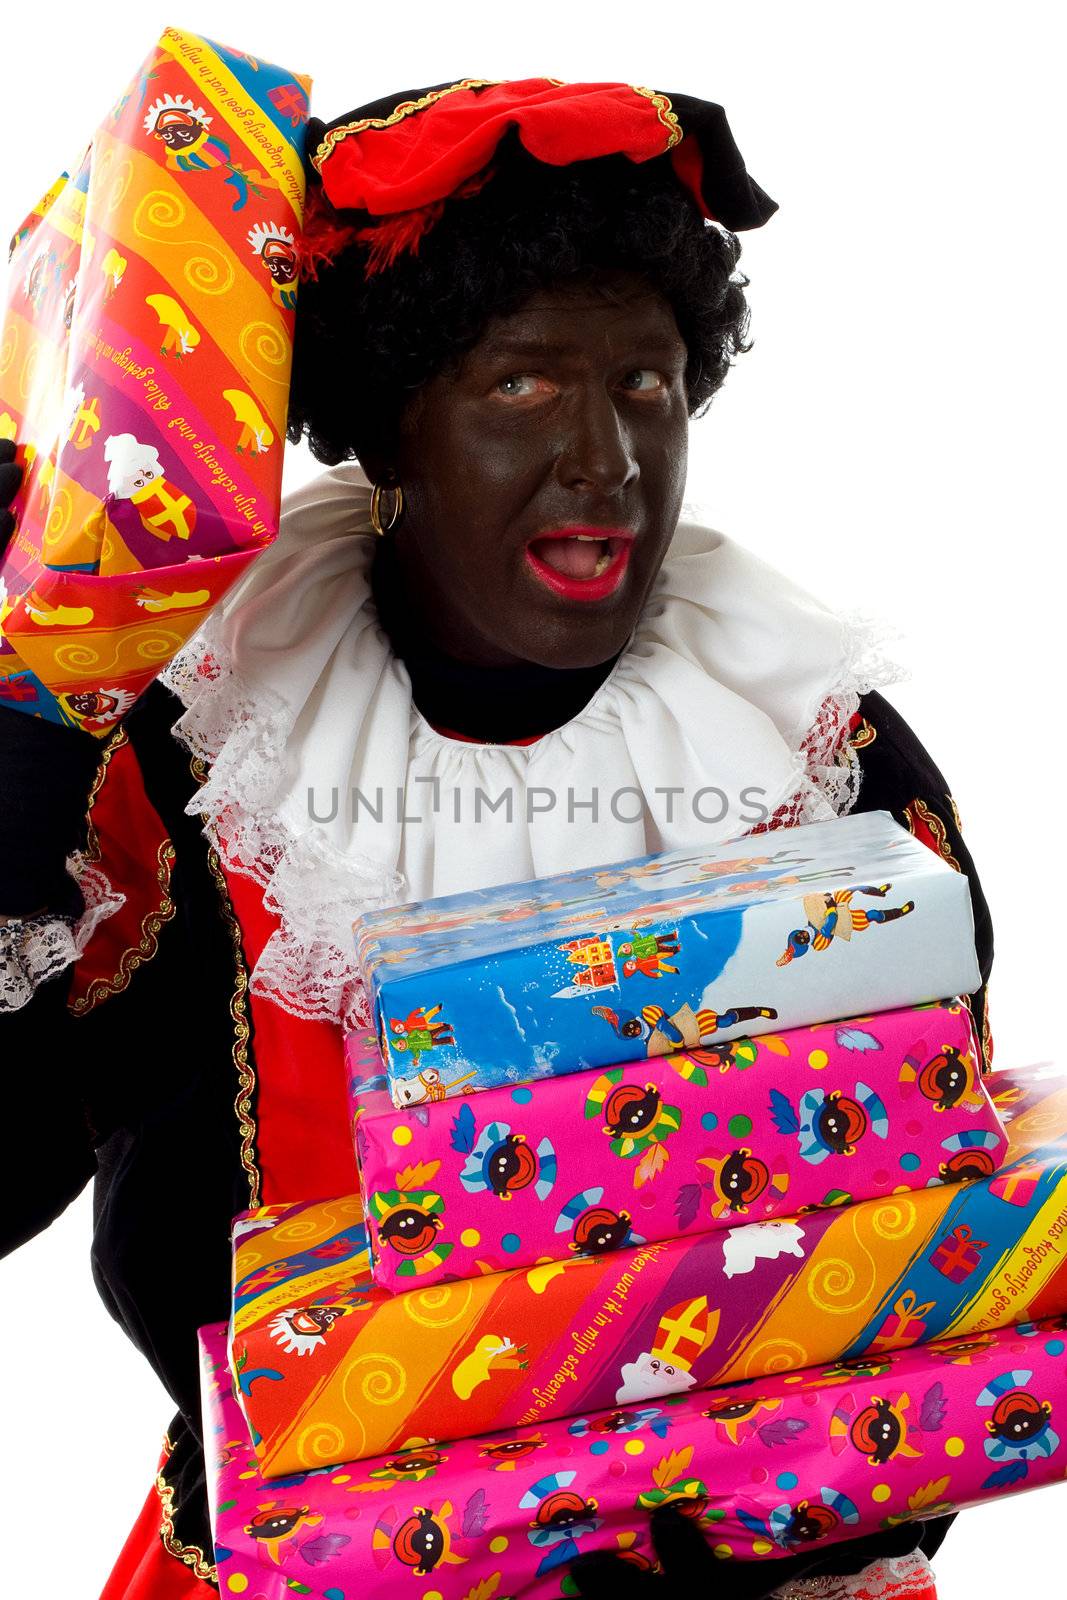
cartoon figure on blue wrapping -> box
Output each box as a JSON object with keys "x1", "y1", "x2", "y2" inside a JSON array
[
  {"x1": 592, "y1": 999, "x2": 776, "y2": 1060},
  {"x1": 777, "y1": 885, "x2": 915, "y2": 965},
  {"x1": 770, "y1": 1080, "x2": 889, "y2": 1162},
  {"x1": 618, "y1": 923, "x2": 681, "y2": 979},
  {"x1": 459, "y1": 1121, "x2": 556, "y2": 1202},
  {"x1": 978, "y1": 1370, "x2": 1059, "y2": 1487},
  {"x1": 388, "y1": 1004, "x2": 455, "y2": 1065}
]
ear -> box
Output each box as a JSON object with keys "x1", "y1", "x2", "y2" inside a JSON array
[{"x1": 356, "y1": 450, "x2": 393, "y2": 486}]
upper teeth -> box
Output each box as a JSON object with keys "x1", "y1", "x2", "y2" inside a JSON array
[{"x1": 574, "y1": 535, "x2": 604, "y2": 542}]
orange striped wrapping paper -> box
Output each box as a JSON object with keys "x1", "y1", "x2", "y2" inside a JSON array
[{"x1": 0, "y1": 26, "x2": 310, "y2": 733}]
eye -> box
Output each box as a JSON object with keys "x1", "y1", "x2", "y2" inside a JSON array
[
  {"x1": 619, "y1": 368, "x2": 667, "y2": 393},
  {"x1": 494, "y1": 373, "x2": 553, "y2": 399}
]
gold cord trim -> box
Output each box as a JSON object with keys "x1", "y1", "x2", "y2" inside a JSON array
[
  {"x1": 312, "y1": 79, "x2": 499, "y2": 173},
  {"x1": 70, "y1": 725, "x2": 177, "y2": 1014},
  {"x1": 848, "y1": 716, "x2": 877, "y2": 752},
  {"x1": 193, "y1": 754, "x2": 260, "y2": 1208},
  {"x1": 69, "y1": 838, "x2": 176, "y2": 1016},
  {"x1": 155, "y1": 1466, "x2": 216, "y2": 1583},
  {"x1": 903, "y1": 795, "x2": 962, "y2": 874},
  {"x1": 630, "y1": 85, "x2": 683, "y2": 148},
  {"x1": 79, "y1": 724, "x2": 128, "y2": 867}
]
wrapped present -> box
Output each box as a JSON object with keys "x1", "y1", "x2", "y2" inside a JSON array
[
  {"x1": 929, "y1": 1224, "x2": 988, "y2": 1284},
  {"x1": 202, "y1": 1316, "x2": 1067, "y2": 1598},
  {"x1": 229, "y1": 1065, "x2": 1067, "y2": 1474},
  {"x1": 0, "y1": 27, "x2": 310, "y2": 733},
  {"x1": 347, "y1": 998, "x2": 1006, "y2": 1293},
  {"x1": 352, "y1": 811, "x2": 981, "y2": 1107}
]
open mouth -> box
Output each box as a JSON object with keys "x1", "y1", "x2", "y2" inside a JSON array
[{"x1": 524, "y1": 528, "x2": 634, "y2": 601}]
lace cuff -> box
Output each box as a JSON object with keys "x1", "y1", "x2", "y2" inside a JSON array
[{"x1": 0, "y1": 855, "x2": 126, "y2": 1011}]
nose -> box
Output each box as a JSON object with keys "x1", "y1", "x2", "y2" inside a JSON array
[{"x1": 555, "y1": 383, "x2": 639, "y2": 497}]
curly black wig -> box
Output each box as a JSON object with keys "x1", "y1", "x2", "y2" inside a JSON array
[{"x1": 286, "y1": 130, "x2": 752, "y2": 468}]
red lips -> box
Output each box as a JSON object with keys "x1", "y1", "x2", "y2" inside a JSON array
[{"x1": 524, "y1": 525, "x2": 634, "y2": 602}]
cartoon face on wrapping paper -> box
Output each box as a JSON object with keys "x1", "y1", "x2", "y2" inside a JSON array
[
  {"x1": 367, "y1": 1188, "x2": 453, "y2": 1276},
  {"x1": 364, "y1": 1446, "x2": 449, "y2": 1484},
  {"x1": 554, "y1": 1187, "x2": 644, "y2": 1256},
  {"x1": 144, "y1": 94, "x2": 211, "y2": 152},
  {"x1": 721, "y1": 1218, "x2": 807, "y2": 1279},
  {"x1": 702, "y1": 1390, "x2": 783, "y2": 1444},
  {"x1": 617, "y1": 1350, "x2": 698, "y2": 1406},
  {"x1": 479, "y1": 1434, "x2": 548, "y2": 1470},
  {"x1": 699, "y1": 1145, "x2": 785, "y2": 1218},
  {"x1": 521, "y1": 1472, "x2": 601, "y2": 1578},
  {"x1": 771, "y1": 1489, "x2": 859, "y2": 1547},
  {"x1": 243, "y1": 1503, "x2": 324, "y2": 1561},
  {"x1": 938, "y1": 1130, "x2": 1003, "y2": 1183},
  {"x1": 385, "y1": 1502, "x2": 467, "y2": 1577},
  {"x1": 586, "y1": 1072, "x2": 682, "y2": 1159},
  {"x1": 616, "y1": 1296, "x2": 717, "y2": 1405},
  {"x1": 978, "y1": 1370, "x2": 1059, "y2": 1467},
  {"x1": 103, "y1": 432, "x2": 164, "y2": 497},
  {"x1": 914, "y1": 1044, "x2": 979, "y2": 1112},
  {"x1": 770, "y1": 1081, "x2": 889, "y2": 1164},
  {"x1": 267, "y1": 1305, "x2": 350, "y2": 1356},
  {"x1": 459, "y1": 1122, "x2": 557, "y2": 1203},
  {"x1": 569, "y1": 1407, "x2": 664, "y2": 1439},
  {"x1": 829, "y1": 1391, "x2": 924, "y2": 1467}
]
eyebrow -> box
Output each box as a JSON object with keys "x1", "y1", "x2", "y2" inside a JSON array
[{"x1": 471, "y1": 332, "x2": 687, "y2": 361}]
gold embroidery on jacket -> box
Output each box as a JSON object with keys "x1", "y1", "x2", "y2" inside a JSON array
[
  {"x1": 191, "y1": 751, "x2": 260, "y2": 1207},
  {"x1": 848, "y1": 716, "x2": 877, "y2": 751},
  {"x1": 904, "y1": 796, "x2": 962, "y2": 873},
  {"x1": 70, "y1": 727, "x2": 177, "y2": 1015},
  {"x1": 155, "y1": 1463, "x2": 216, "y2": 1582}
]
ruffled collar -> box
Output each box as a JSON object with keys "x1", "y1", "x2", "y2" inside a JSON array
[{"x1": 162, "y1": 461, "x2": 894, "y2": 1029}]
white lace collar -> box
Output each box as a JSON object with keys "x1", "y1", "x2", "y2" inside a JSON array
[{"x1": 162, "y1": 461, "x2": 894, "y2": 1029}]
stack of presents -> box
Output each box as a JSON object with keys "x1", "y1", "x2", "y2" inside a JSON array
[
  {"x1": 206, "y1": 809, "x2": 1067, "y2": 1596},
  {"x1": 2, "y1": 27, "x2": 1063, "y2": 1600}
]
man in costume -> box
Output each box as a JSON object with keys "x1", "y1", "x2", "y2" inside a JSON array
[{"x1": 0, "y1": 79, "x2": 989, "y2": 1600}]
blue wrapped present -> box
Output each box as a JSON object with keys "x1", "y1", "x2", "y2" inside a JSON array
[{"x1": 352, "y1": 810, "x2": 980, "y2": 1107}]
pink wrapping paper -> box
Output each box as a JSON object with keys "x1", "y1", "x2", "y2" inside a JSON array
[
  {"x1": 202, "y1": 1315, "x2": 1067, "y2": 1598},
  {"x1": 347, "y1": 999, "x2": 1004, "y2": 1292}
]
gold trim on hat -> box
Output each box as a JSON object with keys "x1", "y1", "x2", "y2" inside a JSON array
[
  {"x1": 312, "y1": 80, "x2": 684, "y2": 176},
  {"x1": 630, "y1": 86, "x2": 683, "y2": 148},
  {"x1": 312, "y1": 78, "x2": 501, "y2": 173}
]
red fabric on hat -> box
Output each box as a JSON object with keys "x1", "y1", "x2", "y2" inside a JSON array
[{"x1": 315, "y1": 79, "x2": 690, "y2": 218}]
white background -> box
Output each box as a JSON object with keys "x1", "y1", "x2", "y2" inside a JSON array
[{"x1": 1, "y1": 2, "x2": 1064, "y2": 1595}]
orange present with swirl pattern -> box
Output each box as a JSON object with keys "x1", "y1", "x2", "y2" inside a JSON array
[{"x1": 0, "y1": 25, "x2": 310, "y2": 733}]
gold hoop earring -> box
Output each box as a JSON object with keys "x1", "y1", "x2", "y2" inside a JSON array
[{"x1": 370, "y1": 479, "x2": 404, "y2": 537}]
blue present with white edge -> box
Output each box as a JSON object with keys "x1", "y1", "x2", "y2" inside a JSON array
[{"x1": 352, "y1": 810, "x2": 981, "y2": 1107}]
